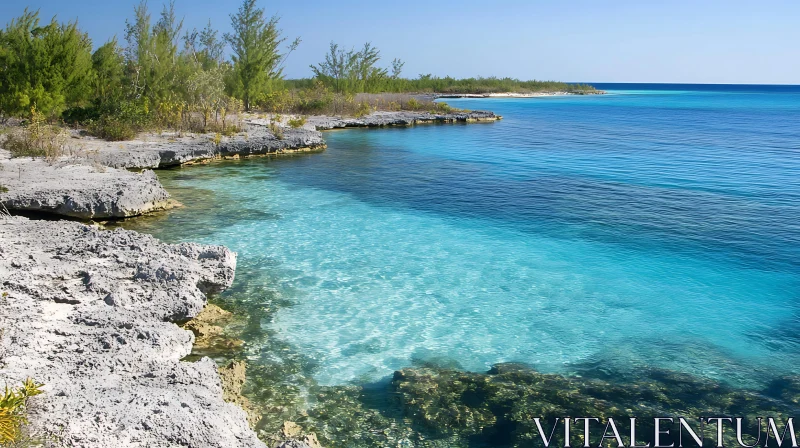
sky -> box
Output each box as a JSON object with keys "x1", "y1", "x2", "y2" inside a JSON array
[{"x1": 1, "y1": 0, "x2": 799, "y2": 84}]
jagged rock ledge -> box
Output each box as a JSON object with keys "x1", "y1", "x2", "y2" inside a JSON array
[
  {"x1": 95, "y1": 126, "x2": 326, "y2": 170},
  {"x1": 0, "y1": 216, "x2": 267, "y2": 447},
  {"x1": 307, "y1": 110, "x2": 501, "y2": 130},
  {"x1": 0, "y1": 155, "x2": 173, "y2": 219}
]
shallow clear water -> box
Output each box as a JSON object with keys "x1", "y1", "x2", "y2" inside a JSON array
[{"x1": 124, "y1": 85, "x2": 800, "y2": 391}]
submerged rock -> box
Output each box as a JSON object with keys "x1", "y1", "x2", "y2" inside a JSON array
[
  {"x1": 0, "y1": 216, "x2": 266, "y2": 447},
  {"x1": 182, "y1": 303, "x2": 244, "y2": 352},
  {"x1": 219, "y1": 360, "x2": 262, "y2": 428},
  {"x1": 392, "y1": 363, "x2": 800, "y2": 447}
]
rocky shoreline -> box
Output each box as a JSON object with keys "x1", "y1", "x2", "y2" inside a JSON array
[
  {"x1": 0, "y1": 109, "x2": 500, "y2": 447},
  {"x1": 0, "y1": 217, "x2": 266, "y2": 446},
  {"x1": 0, "y1": 110, "x2": 500, "y2": 220}
]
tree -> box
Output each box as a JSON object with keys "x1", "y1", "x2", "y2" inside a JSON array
[
  {"x1": 91, "y1": 38, "x2": 124, "y2": 101},
  {"x1": 124, "y1": 1, "x2": 184, "y2": 102},
  {"x1": 310, "y1": 42, "x2": 356, "y2": 94},
  {"x1": 353, "y1": 42, "x2": 386, "y2": 92},
  {"x1": 0, "y1": 9, "x2": 93, "y2": 118},
  {"x1": 391, "y1": 58, "x2": 404, "y2": 79},
  {"x1": 187, "y1": 66, "x2": 225, "y2": 129},
  {"x1": 225, "y1": 0, "x2": 292, "y2": 110},
  {"x1": 311, "y1": 41, "x2": 396, "y2": 94}
]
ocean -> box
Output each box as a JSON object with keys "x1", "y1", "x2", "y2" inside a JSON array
[{"x1": 119, "y1": 84, "x2": 800, "y2": 445}]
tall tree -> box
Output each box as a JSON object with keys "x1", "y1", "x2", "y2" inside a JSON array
[
  {"x1": 124, "y1": 1, "x2": 183, "y2": 102},
  {"x1": 224, "y1": 0, "x2": 287, "y2": 110},
  {"x1": 123, "y1": 1, "x2": 152, "y2": 99},
  {"x1": 353, "y1": 42, "x2": 386, "y2": 92}
]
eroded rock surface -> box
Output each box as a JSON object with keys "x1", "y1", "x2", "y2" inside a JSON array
[
  {"x1": 0, "y1": 157, "x2": 172, "y2": 219},
  {"x1": 0, "y1": 217, "x2": 266, "y2": 448},
  {"x1": 94, "y1": 126, "x2": 326, "y2": 170}
]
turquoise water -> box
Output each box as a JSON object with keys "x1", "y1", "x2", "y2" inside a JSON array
[{"x1": 126, "y1": 86, "x2": 800, "y2": 392}]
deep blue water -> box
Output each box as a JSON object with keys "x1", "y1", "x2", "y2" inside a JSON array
[{"x1": 126, "y1": 84, "x2": 800, "y2": 389}]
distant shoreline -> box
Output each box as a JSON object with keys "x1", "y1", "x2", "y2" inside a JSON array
[{"x1": 428, "y1": 91, "x2": 606, "y2": 99}]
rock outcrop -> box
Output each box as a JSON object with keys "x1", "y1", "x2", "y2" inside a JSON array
[
  {"x1": 307, "y1": 110, "x2": 501, "y2": 130},
  {"x1": 0, "y1": 216, "x2": 266, "y2": 448},
  {"x1": 0, "y1": 157, "x2": 172, "y2": 219},
  {"x1": 94, "y1": 126, "x2": 326, "y2": 170}
]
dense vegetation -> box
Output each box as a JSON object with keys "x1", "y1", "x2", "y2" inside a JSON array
[
  {"x1": 0, "y1": 1, "x2": 597, "y2": 141},
  {"x1": 287, "y1": 74, "x2": 597, "y2": 95}
]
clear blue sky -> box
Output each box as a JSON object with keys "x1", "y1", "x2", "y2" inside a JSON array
[{"x1": 2, "y1": 0, "x2": 798, "y2": 84}]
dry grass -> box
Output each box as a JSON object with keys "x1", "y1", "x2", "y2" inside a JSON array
[
  {"x1": 352, "y1": 93, "x2": 438, "y2": 112},
  {"x1": 2, "y1": 107, "x2": 68, "y2": 163}
]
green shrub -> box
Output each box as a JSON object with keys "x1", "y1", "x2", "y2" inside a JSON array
[
  {"x1": 62, "y1": 105, "x2": 100, "y2": 125},
  {"x1": 85, "y1": 97, "x2": 150, "y2": 141},
  {"x1": 287, "y1": 116, "x2": 306, "y2": 128},
  {"x1": 87, "y1": 116, "x2": 137, "y2": 141},
  {"x1": 0, "y1": 10, "x2": 93, "y2": 118},
  {"x1": 354, "y1": 102, "x2": 373, "y2": 118},
  {"x1": 435, "y1": 102, "x2": 453, "y2": 113},
  {"x1": 0, "y1": 378, "x2": 44, "y2": 445}
]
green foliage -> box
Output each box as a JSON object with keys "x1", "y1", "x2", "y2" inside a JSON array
[
  {"x1": 0, "y1": 8, "x2": 94, "y2": 118},
  {"x1": 86, "y1": 96, "x2": 150, "y2": 141},
  {"x1": 0, "y1": 378, "x2": 44, "y2": 445},
  {"x1": 56, "y1": 2, "x2": 243, "y2": 139},
  {"x1": 353, "y1": 102, "x2": 373, "y2": 118},
  {"x1": 435, "y1": 101, "x2": 453, "y2": 113},
  {"x1": 91, "y1": 38, "x2": 124, "y2": 102},
  {"x1": 257, "y1": 87, "x2": 293, "y2": 113},
  {"x1": 225, "y1": 0, "x2": 298, "y2": 110},
  {"x1": 125, "y1": 0, "x2": 185, "y2": 103},
  {"x1": 288, "y1": 72, "x2": 599, "y2": 96},
  {"x1": 390, "y1": 75, "x2": 598, "y2": 94},
  {"x1": 290, "y1": 80, "x2": 333, "y2": 115},
  {"x1": 287, "y1": 116, "x2": 306, "y2": 128}
]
